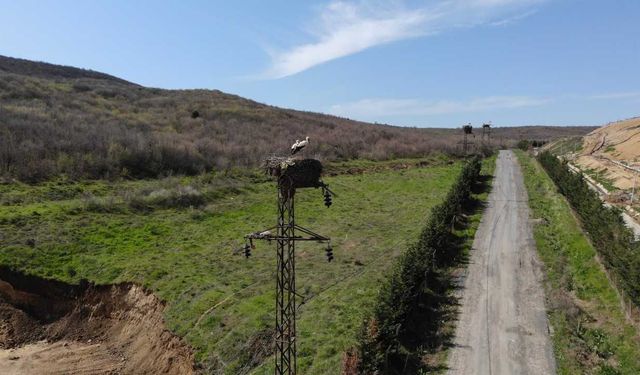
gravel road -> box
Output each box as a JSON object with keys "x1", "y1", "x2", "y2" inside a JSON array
[{"x1": 447, "y1": 150, "x2": 556, "y2": 375}]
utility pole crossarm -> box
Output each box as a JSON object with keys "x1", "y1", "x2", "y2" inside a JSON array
[{"x1": 245, "y1": 225, "x2": 330, "y2": 243}]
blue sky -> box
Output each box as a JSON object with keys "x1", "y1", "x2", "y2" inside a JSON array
[{"x1": 1, "y1": 0, "x2": 638, "y2": 127}]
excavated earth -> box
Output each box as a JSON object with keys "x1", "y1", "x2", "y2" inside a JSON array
[
  {"x1": 0, "y1": 267, "x2": 196, "y2": 375},
  {"x1": 576, "y1": 117, "x2": 640, "y2": 190}
]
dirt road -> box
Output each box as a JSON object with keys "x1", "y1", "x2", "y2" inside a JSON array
[{"x1": 447, "y1": 150, "x2": 555, "y2": 375}]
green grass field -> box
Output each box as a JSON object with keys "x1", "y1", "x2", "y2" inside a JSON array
[
  {"x1": 1, "y1": 157, "x2": 466, "y2": 374},
  {"x1": 516, "y1": 151, "x2": 640, "y2": 375}
]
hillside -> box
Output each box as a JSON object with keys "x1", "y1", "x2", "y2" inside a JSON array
[
  {"x1": 574, "y1": 117, "x2": 640, "y2": 190},
  {"x1": 0, "y1": 55, "x2": 133, "y2": 84},
  {"x1": 0, "y1": 55, "x2": 595, "y2": 182}
]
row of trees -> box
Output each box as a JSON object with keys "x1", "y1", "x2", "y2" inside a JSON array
[
  {"x1": 355, "y1": 156, "x2": 482, "y2": 374},
  {"x1": 516, "y1": 139, "x2": 547, "y2": 150},
  {"x1": 538, "y1": 151, "x2": 640, "y2": 306}
]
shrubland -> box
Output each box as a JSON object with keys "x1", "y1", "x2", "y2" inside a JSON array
[{"x1": 1, "y1": 55, "x2": 594, "y2": 182}]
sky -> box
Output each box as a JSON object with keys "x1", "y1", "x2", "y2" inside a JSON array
[{"x1": 0, "y1": 0, "x2": 639, "y2": 127}]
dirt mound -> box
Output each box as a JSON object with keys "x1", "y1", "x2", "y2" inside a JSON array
[
  {"x1": 582, "y1": 117, "x2": 640, "y2": 161},
  {"x1": 0, "y1": 268, "x2": 196, "y2": 374},
  {"x1": 574, "y1": 117, "x2": 640, "y2": 190}
]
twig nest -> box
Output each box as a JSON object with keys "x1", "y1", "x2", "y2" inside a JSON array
[{"x1": 263, "y1": 157, "x2": 323, "y2": 189}]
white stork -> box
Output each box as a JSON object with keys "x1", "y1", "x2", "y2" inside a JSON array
[
  {"x1": 291, "y1": 136, "x2": 310, "y2": 155},
  {"x1": 290, "y1": 139, "x2": 299, "y2": 154}
]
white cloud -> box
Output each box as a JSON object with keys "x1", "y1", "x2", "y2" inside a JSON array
[
  {"x1": 263, "y1": 3, "x2": 432, "y2": 79},
  {"x1": 329, "y1": 96, "x2": 549, "y2": 118},
  {"x1": 490, "y1": 9, "x2": 538, "y2": 26},
  {"x1": 262, "y1": 0, "x2": 547, "y2": 79}
]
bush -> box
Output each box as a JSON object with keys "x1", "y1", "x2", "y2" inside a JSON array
[
  {"x1": 517, "y1": 139, "x2": 531, "y2": 150},
  {"x1": 517, "y1": 139, "x2": 547, "y2": 150},
  {"x1": 537, "y1": 151, "x2": 640, "y2": 306},
  {"x1": 357, "y1": 156, "x2": 481, "y2": 373},
  {"x1": 145, "y1": 185, "x2": 205, "y2": 208}
]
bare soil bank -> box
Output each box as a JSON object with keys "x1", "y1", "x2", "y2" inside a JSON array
[
  {"x1": 576, "y1": 117, "x2": 640, "y2": 190},
  {"x1": 0, "y1": 267, "x2": 196, "y2": 374}
]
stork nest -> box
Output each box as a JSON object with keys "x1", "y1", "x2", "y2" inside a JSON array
[
  {"x1": 463, "y1": 125, "x2": 473, "y2": 134},
  {"x1": 263, "y1": 157, "x2": 323, "y2": 189}
]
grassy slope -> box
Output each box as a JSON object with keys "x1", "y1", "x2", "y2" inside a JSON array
[
  {"x1": 545, "y1": 136, "x2": 584, "y2": 156},
  {"x1": 516, "y1": 151, "x2": 640, "y2": 375},
  {"x1": 0, "y1": 158, "x2": 463, "y2": 374},
  {"x1": 580, "y1": 167, "x2": 618, "y2": 192}
]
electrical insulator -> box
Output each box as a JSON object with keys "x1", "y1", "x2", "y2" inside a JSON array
[
  {"x1": 244, "y1": 244, "x2": 251, "y2": 258},
  {"x1": 325, "y1": 245, "x2": 334, "y2": 262},
  {"x1": 323, "y1": 191, "x2": 332, "y2": 208}
]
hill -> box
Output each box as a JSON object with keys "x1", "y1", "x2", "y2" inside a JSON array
[
  {"x1": 0, "y1": 55, "x2": 595, "y2": 182},
  {"x1": 0, "y1": 55, "x2": 133, "y2": 84},
  {"x1": 573, "y1": 117, "x2": 640, "y2": 190}
]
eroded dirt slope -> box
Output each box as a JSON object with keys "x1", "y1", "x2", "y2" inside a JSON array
[
  {"x1": 0, "y1": 268, "x2": 195, "y2": 375},
  {"x1": 576, "y1": 117, "x2": 640, "y2": 190}
]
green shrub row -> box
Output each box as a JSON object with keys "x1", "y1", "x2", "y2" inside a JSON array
[
  {"x1": 356, "y1": 156, "x2": 481, "y2": 374},
  {"x1": 537, "y1": 151, "x2": 640, "y2": 306},
  {"x1": 517, "y1": 139, "x2": 547, "y2": 150}
]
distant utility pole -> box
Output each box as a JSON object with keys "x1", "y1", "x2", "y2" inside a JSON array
[
  {"x1": 482, "y1": 123, "x2": 491, "y2": 146},
  {"x1": 241, "y1": 157, "x2": 334, "y2": 375},
  {"x1": 462, "y1": 124, "x2": 473, "y2": 156}
]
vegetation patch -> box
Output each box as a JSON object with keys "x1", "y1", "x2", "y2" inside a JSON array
[
  {"x1": 517, "y1": 139, "x2": 548, "y2": 150},
  {"x1": 516, "y1": 150, "x2": 640, "y2": 374},
  {"x1": 353, "y1": 155, "x2": 495, "y2": 374},
  {"x1": 537, "y1": 151, "x2": 640, "y2": 306},
  {"x1": 0, "y1": 159, "x2": 469, "y2": 374},
  {"x1": 581, "y1": 167, "x2": 618, "y2": 192},
  {"x1": 546, "y1": 136, "x2": 585, "y2": 155},
  {"x1": 0, "y1": 55, "x2": 596, "y2": 182}
]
